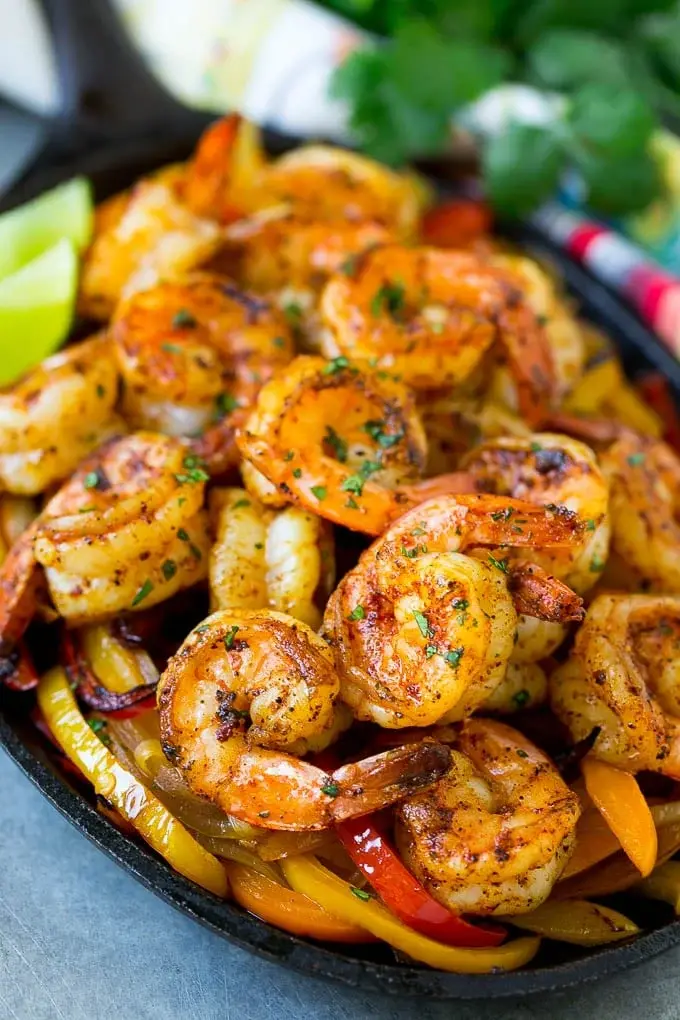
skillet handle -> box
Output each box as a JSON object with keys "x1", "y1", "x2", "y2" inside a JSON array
[{"x1": 36, "y1": 0, "x2": 204, "y2": 141}]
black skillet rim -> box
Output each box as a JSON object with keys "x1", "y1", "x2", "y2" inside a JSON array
[{"x1": 2, "y1": 131, "x2": 680, "y2": 1000}]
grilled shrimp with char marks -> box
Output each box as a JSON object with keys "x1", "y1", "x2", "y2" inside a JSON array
[
  {"x1": 157, "y1": 609, "x2": 451, "y2": 830},
  {"x1": 32, "y1": 432, "x2": 209, "y2": 625},
  {"x1": 238, "y1": 355, "x2": 472, "y2": 534},
  {"x1": 112, "y1": 274, "x2": 294, "y2": 474},
  {"x1": 550, "y1": 593, "x2": 680, "y2": 776},
  {"x1": 209, "y1": 486, "x2": 334, "y2": 629},
  {"x1": 323, "y1": 495, "x2": 584, "y2": 728},
  {"x1": 395, "y1": 719, "x2": 580, "y2": 915},
  {"x1": 0, "y1": 335, "x2": 126, "y2": 495},
  {"x1": 320, "y1": 246, "x2": 557, "y2": 423}
]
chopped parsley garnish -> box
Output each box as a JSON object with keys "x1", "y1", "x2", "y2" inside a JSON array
[
  {"x1": 131, "y1": 580, "x2": 153, "y2": 607},
  {"x1": 411, "y1": 526, "x2": 426, "y2": 537},
  {"x1": 324, "y1": 425, "x2": 348, "y2": 463},
  {"x1": 258, "y1": 811, "x2": 270, "y2": 819},
  {"x1": 350, "y1": 886, "x2": 372, "y2": 901},
  {"x1": 224, "y1": 625, "x2": 240, "y2": 650},
  {"x1": 513, "y1": 689, "x2": 530, "y2": 708},
  {"x1": 323, "y1": 356, "x2": 350, "y2": 375},
  {"x1": 254, "y1": 542, "x2": 264, "y2": 550},
  {"x1": 161, "y1": 343, "x2": 182, "y2": 354},
  {"x1": 284, "y1": 450, "x2": 295, "y2": 461},
  {"x1": 172, "y1": 308, "x2": 197, "y2": 329},
  {"x1": 444, "y1": 647, "x2": 464, "y2": 668},
  {"x1": 339, "y1": 254, "x2": 359, "y2": 277},
  {"x1": 348, "y1": 605, "x2": 366, "y2": 621},
  {"x1": 293, "y1": 468, "x2": 302, "y2": 478},
  {"x1": 177, "y1": 528, "x2": 190, "y2": 542},
  {"x1": 162, "y1": 559, "x2": 177, "y2": 581},
  {"x1": 363, "y1": 419, "x2": 404, "y2": 449},
  {"x1": 488, "y1": 554, "x2": 509, "y2": 574},
  {"x1": 585, "y1": 519, "x2": 596, "y2": 531},
  {"x1": 272, "y1": 336, "x2": 286, "y2": 348},
  {"x1": 83, "y1": 471, "x2": 99, "y2": 490},
  {"x1": 590, "y1": 554, "x2": 605, "y2": 572},
  {"x1": 189, "y1": 543, "x2": 202, "y2": 561},
  {"x1": 88, "y1": 718, "x2": 107, "y2": 735},
  {"x1": 400, "y1": 544, "x2": 419, "y2": 559},
  {"x1": 627, "y1": 452, "x2": 646, "y2": 467},
  {"x1": 516, "y1": 749, "x2": 529, "y2": 759},
  {"x1": 413, "y1": 610, "x2": 433, "y2": 639},
  {"x1": 530, "y1": 442, "x2": 543, "y2": 452},
  {"x1": 321, "y1": 781, "x2": 340, "y2": 797},
  {"x1": 345, "y1": 496, "x2": 359, "y2": 509},
  {"x1": 490, "y1": 507, "x2": 514, "y2": 522},
  {"x1": 342, "y1": 460, "x2": 381, "y2": 497},
  {"x1": 370, "y1": 281, "x2": 406, "y2": 319},
  {"x1": 452, "y1": 598, "x2": 469, "y2": 611},
  {"x1": 311, "y1": 485, "x2": 327, "y2": 501},
  {"x1": 96, "y1": 384, "x2": 106, "y2": 398},
  {"x1": 175, "y1": 454, "x2": 209, "y2": 485},
  {"x1": 283, "y1": 302, "x2": 303, "y2": 327},
  {"x1": 215, "y1": 392, "x2": 239, "y2": 417},
  {"x1": 233, "y1": 498, "x2": 251, "y2": 509},
  {"x1": 425, "y1": 644, "x2": 438, "y2": 658}
]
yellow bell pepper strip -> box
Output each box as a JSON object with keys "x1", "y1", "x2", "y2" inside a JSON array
[
  {"x1": 62, "y1": 629, "x2": 156, "y2": 716},
  {"x1": 280, "y1": 855, "x2": 540, "y2": 974},
  {"x1": 228, "y1": 863, "x2": 375, "y2": 943},
  {"x1": 502, "y1": 899, "x2": 639, "y2": 946},
  {"x1": 37, "y1": 666, "x2": 228, "y2": 897},
  {"x1": 634, "y1": 861, "x2": 680, "y2": 913},
  {"x1": 581, "y1": 758, "x2": 657, "y2": 878}
]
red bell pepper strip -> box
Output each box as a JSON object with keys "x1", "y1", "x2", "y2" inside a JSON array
[
  {"x1": 337, "y1": 816, "x2": 506, "y2": 947},
  {"x1": 421, "y1": 198, "x2": 492, "y2": 249}
]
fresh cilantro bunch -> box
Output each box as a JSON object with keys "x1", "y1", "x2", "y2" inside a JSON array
[{"x1": 327, "y1": 0, "x2": 680, "y2": 217}]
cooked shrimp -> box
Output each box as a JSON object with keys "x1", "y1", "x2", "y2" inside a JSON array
[
  {"x1": 183, "y1": 114, "x2": 266, "y2": 223},
  {"x1": 320, "y1": 246, "x2": 557, "y2": 422},
  {"x1": 261, "y1": 145, "x2": 427, "y2": 237},
  {"x1": 209, "y1": 487, "x2": 334, "y2": 628},
  {"x1": 215, "y1": 208, "x2": 392, "y2": 297},
  {"x1": 79, "y1": 181, "x2": 222, "y2": 320},
  {"x1": 238, "y1": 355, "x2": 434, "y2": 533},
  {"x1": 112, "y1": 274, "x2": 294, "y2": 474},
  {"x1": 599, "y1": 432, "x2": 680, "y2": 592},
  {"x1": 395, "y1": 719, "x2": 580, "y2": 915},
  {"x1": 491, "y1": 255, "x2": 585, "y2": 398},
  {"x1": 461, "y1": 433, "x2": 610, "y2": 594},
  {"x1": 157, "y1": 608, "x2": 451, "y2": 829},
  {"x1": 323, "y1": 495, "x2": 584, "y2": 728},
  {"x1": 32, "y1": 433, "x2": 209, "y2": 625},
  {"x1": 481, "y1": 660, "x2": 548, "y2": 714},
  {"x1": 0, "y1": 336, "x2": 126, "y2": 495},
  {"x1": 550, "y1": 594, "x2": 680, "y2": 776}
]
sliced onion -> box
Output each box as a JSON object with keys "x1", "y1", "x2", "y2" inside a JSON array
[{"x1": 194, "y1": 835, "x2": 283, "y2": 883}]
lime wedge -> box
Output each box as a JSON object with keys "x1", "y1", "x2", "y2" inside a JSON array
[
  {"x1": 0, "y1": 238, "x2": 78, "y2": 386},
  {"x1": 0, "y1": 177, "x2": 92, "y2": 281}
]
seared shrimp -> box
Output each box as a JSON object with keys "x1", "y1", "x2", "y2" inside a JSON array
[
  {"x1": 261, "y1": 145, "x2": 427, "y2": 237},
  {"x1": 32, "y1": 433, "x2": 209, "y2": 625},
  {"x1": 492, "y1": 255, "x2": 585, "y2": 398},
  {"x1": 323, "y1": 495, "x2": 584, "y2": 728},
  {"x1": 209, "y1": 487, "x2": 334, "y2": 629},
  {"x1": 79, "y1": 181, "x2": 222, "y2": 320},
  {"x1": 239, "y1": 355, "x2": 437, "y2": 534},
  {"x1": 214, "y1": 209, "x2": 392, "y2": 301},
  {"x1": 395, "y1": 719, "x2": 580, "y2": 915},
  {"x1": 320, "y1": 246, "x2": 557, "y2": 422},
  {"x1": 157, "y1": 609, "x2": 451, "y2": 829},
  {"x1": 183, "y1": 114, "x2": 266, "y2": 223},
  {"x1": 461, "y1": 433, "x2": 610, "y2": 594},
  {"x1": 482, "y1": 660, "x2": 548, "y2": 714},
  {"x1": 112, "y1": 274, "x2": 294, "y2": 474},
  {"x1": 551, "y1": 594, "x2": 680, "y2": 776},
  {"x1": 0, "y1": 336, "x2": 125, "y2": 495}
]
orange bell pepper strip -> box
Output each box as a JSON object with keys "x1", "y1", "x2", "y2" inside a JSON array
[
  {"x1": 281, "y1": 855, "x2": 540, "y2": 974},
  {"x1": 635, "y1": 861, "x2": 680, "y2": 913},
  {"x1": 37, "y1": 666, "x2": 229, "y2": 897},
  {"x1": 581, "y1": 758, "x2": 657, "y2": 878},
  {"x1": 228, "y1": 863, "x2": 375, "y2": 942}
]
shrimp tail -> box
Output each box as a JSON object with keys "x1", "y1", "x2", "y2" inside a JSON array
[
  {"x1": 0, "y1": 524, "x2": 42, "y2": 654},
  {"x1": 508, "y1": 561, "x2": 584, "y2": 623},
  {"x1": 330, "y1": 740, "x2": 452, "y2": 822},
  {"x1": 183, "y1": 114, "x2": 244, "y2": 222}
]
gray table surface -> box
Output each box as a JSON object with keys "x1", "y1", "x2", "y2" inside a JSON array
[{"x1": 2, "y1": 107, "x2": 680, "y2": 1020}]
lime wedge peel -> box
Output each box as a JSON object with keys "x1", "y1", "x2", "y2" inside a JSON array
[
  {"x1": 0, "y1": 238, "x2": 79, "y2": 387},
  {"x1": 0, "y1": 177, "x2": 93, "y2": 282}
]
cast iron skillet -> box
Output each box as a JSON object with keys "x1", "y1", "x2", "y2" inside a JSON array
[{"x1": 3, "y1": 0, "x2": 680, "y2": 1000}]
